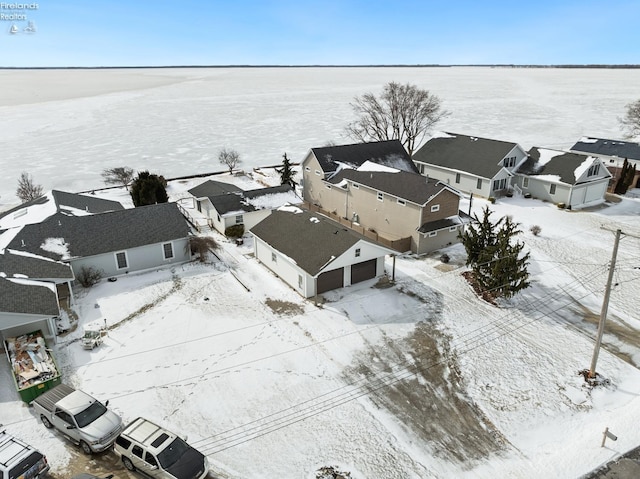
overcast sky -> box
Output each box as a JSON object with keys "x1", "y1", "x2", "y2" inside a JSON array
[{"x1": 2, "y1": 0, "x2": 639, "y2": 67}]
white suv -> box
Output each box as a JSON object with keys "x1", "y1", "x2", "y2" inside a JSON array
[
  {"x1": 113, "y1": 418, "x2": 208, "y2": 479},
  {"x1": 0, "y1": 428, "x2": 50, "y2": 479}
]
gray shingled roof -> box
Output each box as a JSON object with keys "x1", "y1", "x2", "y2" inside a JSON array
[
  {"x1": 518, "y1": 148, "x2": 605, "y2": 185},
  {"x1": 210, "y1": 185, "x2": 295, "y2": 215},
  {"x1": 571, "y1": 137, "x2": 640, "y2": 161},
  {"x1": 0, "y1": 250, "x2": 73, "y2": 280},
  {"x1": 7, "y1": 202, "x2": 190, "y2": 260},
  {"x1": 329, "y1": 169, "x2": 455, "y2": 205},
  {"x1": 412, "y1": 133, "x2": 519, "y2": 179},
  {"x1": 188, "y1": 180, "x2": 242, "y2": 199},
  {"x1": 0, "y1": 278, "x2": 60, "y2": 316},
  {"x1": 251, "y1": 209, "x2": 383, "y2": 276},
  {"x1": 0, "y1": 190, "x2": 123, "y2": 222},
  {"x1": 311, "y1": 140, "x2": 419, "y2": 175},
  {"x1": 418, "y1": 211, "x2": 473, "y2": 233}
]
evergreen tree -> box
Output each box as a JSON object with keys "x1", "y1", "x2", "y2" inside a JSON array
[
  {"x1": 460, "y1": 206, "x2": 530, "y2": 300},
  {"x1": 614, "y1": 159, "x2": 636, "y2": 195},
  {"x1": 276, "y1": 152, "x2": 297, "y2": 188},
  {"x1": 130, "y1": 171, "x2": 168, "y2": 207}
]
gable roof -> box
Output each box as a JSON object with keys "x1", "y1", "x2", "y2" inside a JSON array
[
  {"x1": 251, "y1": 208, "x2": 390, "y2": 276},
  {"x1": 0, "y1": 278, "x2": 59, "y2": 316},
  {"x1": 0, "y1": 249, "x2": 74, "y2": 280},
  {"x1": 518, "y1": 148, "x2": 609, "y2": 185},
  {"x1": 571, "y1": 137, "x2": 640, "y2": 161},
  {"x1": 210, "y1": 185, "x2": 298, "y2": 215},
  {"x1": 413, "y1": 132, "x2": 520, "y2": 179},
  {"x1": 7, "y1": 202, "x2": 190, "y2": 261},
  {"x1": 329, "y1": 169, "x2": 458, "y2": 205},
  {"x1": 188, "y1": 180, "x2": 243, "y2": 199},
  {"x1": 0, "y1": 190, "x2": 124, "y2": 230},
  {"x1": 310, "y1": 140, "x2": 418, "y2": 175}
]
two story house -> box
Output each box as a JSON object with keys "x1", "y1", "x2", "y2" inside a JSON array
[{"x1": 412, "y1": 132, "x2": 528, "y2": 198}]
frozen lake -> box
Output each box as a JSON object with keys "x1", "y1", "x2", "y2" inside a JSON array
[{"x1": 1, "y1": 66, "x2": 639, "y2": 206}]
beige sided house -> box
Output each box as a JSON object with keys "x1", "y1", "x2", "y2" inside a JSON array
[{"x1": 302, "y1": 140, "x2": 468, "y2": 254}]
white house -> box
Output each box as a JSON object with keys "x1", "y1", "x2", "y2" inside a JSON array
[
  {"x1": 251, "y1": 207, "x2": 395, "y2": 298},
  {"x1": 412, "y1": 132, "x2": 528, "y2": 198},
  {"x1": 512, "y1": 148, "x2": 611, "y2": 209},
  {"x1": 189, "y1": 180, "x2": 300, "y2": 234}
]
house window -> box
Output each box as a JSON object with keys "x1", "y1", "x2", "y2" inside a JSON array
[
  {"x1": 503, "y1": 156, "x2": 516, "y2": 168},
  {"x1": 550, "y1": 184, "x2": 556, "y2": 195},
  {"x1": 476, "y1": 178, "x2": 482, "y2": 189},
  {"x1": 588, "y1": 164, "x2": 600, "y2": 176},
  {"x1": 355, "y1": 248, "x2": 361, "y2": 257},
  {"x1": 271, "y1": 252, "x2": 277, "y2": 263},
  {"x1": 419, "y1": 164, "x2": 425, "y2": 174},
  {"x1": 428, "y1": 231, "x2": 437, "y2": 237},
  {"x1": 162, "y1": 242, "x2": 174, "y2": 260},
  {"x1": 493, "y1": 178, "x2": 507, "y2": 191},
  {"x1": 523, "y1": 177, "x2": 529, "y2": 188},
  {"x1": 315, "y1": 170, "x2": 321, "y2": 176},
  {"x1": 455, "y1": 173, "x2": 461, "y2": 184},
  {"x1": 352, "y1": 183, "x2": 359, "y2": 189},
  {"x1": 431, "y1": 204, "x2": 440, "y2": 213},
  {"x1": 397, "y1": 198, "x2": 406, "y2": 206},
  {"x1": 217, "y1": 214, "x2": 221, "y2": 221},
  {"x1": 115, "y1": 251, "x2": 128, "y2": 269},
  {"x1": 377, "y1": 192, "x2": 383, "y2": 202},
  {"x1": 298, "y1": 275, "x2": 303, "y2": 288},
  {"x1": 236, "y1": 215, "x2": 243, "y2": 224}
]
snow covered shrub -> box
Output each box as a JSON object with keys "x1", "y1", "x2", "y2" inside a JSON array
[
  {"x1": 530, "y1": 225, "x2": 541, "y2": 236},
  {"x1": 488, "y1": 197, "x2": 496, "y2": 204}
]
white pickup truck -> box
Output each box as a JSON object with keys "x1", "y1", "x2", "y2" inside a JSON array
[{"x1": 32, "y1": 384, "x2": 123, "y2": 454}]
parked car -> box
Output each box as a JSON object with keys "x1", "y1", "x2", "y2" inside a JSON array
[
  {"x1": 0, "y1": 428, "x2": 50, "y2": 479},
  {"x1": 32, "y1": 383, "x2": 123, "y2": 454},
  {"x1": 114, "y1": 417, "x2": 209, "y2": 479}
]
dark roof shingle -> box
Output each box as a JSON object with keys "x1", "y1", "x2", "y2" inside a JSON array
[
  {"x1": 188, "y1": 180, "x2": 242, "y2": 198},
  {"x1": 0, "y1": 278, "x2": 60, "y2": 316},
  {"x1": 571, "y1": 137, "x2": 640, "y2": 161},
  {"x1": 311, "y1": 140, "x2": 418, "y2": 175},
  {"x1": 0, "y1": 250, "x2": 73, "y2": 280},
  {"x1": 329, "y1": 169, "x2": 456, "y2": 205},
  {"x1": 8, "y1": 202, "x2": 189, "y2": 260},
  {"x1": 413, "y1": 133, "x2": 519, "y2": 179},
  {"x1": 251, "y1": 209, "x2": 383, "y2": 275}
]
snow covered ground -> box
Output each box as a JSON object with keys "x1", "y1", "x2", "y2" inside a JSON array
[
  {"x1": 2, "y1": 167, "x2": 640, "y2": 478},
  {"x1": 2, "y1": 67, "x2": 640, "y2": 207},
  {"x1": 2, "y1": 68, "x2": 640, "y2": 478}
]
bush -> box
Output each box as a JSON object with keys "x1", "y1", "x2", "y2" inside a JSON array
[
  {"x1": 188, "y1": 235, "x2": 219, "y2": 262},
  {"x1": 488, "y1": 197, "x2": 496, "y2": 204},
  {"x1": 76, "y1": 266, "x2": 104, "y2": 288},
  {"x1": 530, "y1": 225, "x2": 541, "y2": 236},
  {"x1": 557, "y1": 202, "x2": 566, "y2": 209},
  {"x1": 440, "y1": 253, "x2": 450, "y2": 263},
  {"x1": 225, "y1": 224, "x2": 245, "y2": 238},
  {"x1": 524, "y1": 192, "x2": 532, "y2": 199}
]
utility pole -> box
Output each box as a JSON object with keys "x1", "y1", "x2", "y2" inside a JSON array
[{"x1": 589, "y1": 229, "x2": 622, "y2": 379}]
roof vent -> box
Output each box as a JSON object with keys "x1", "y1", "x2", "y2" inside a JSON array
[{"x1": 21, "y1": 239, "x2": 25, "y2": 247}]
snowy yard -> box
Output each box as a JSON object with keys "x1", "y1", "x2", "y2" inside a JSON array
[{"x1": 3, "y1": 172, "x2": 640, "y2": 478}]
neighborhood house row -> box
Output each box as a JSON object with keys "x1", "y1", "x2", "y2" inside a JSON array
[{"x1": 1, "y1": 133, "x2": 638, "y2": 394}]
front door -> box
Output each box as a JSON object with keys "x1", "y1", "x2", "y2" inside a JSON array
[{"x1": 53, "y1": 409, "x2": 80, "y2": 443}]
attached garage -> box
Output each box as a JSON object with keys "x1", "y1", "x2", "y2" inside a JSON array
[
  {"x1": 317, "y1": 268, "x2": 344, "y2": 294},
  {"x1": 351, "y1": 259, "x2": 376, "y2": 284}
]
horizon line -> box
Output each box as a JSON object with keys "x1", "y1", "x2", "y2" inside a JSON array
[{"x1": 2, "y1": 64, "x2": 640, "y2": 70}]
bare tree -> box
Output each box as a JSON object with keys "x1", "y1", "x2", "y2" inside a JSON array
[
  {"x1": 16, "y1": 172, "x2": 44, "y2": 203},
  {"x1": 620, "y1": 99, "x2": 640, "y2": 139},
  {"x1": 101, "y1": 166, "x2": 135, "y2": 189},
  {"x1": 188, "y1": 235, "x2": 219, "y2": 262},
  {"x1": 218, "y1": 148, "x2": 242, "y2": 175},
  {"x1": 345, "y1": 82, "x2": 449, "y2": 156}
]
